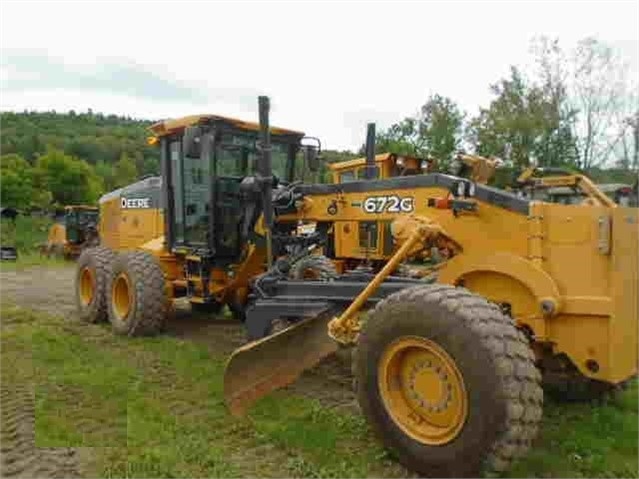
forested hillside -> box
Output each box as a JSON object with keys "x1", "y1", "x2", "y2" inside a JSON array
[
  {"x1": 0, "y1": 110, "x2": 361, "y2": 210},
  {"x1": 0, "y1": 110, "x2": 161, "y2": 209}
]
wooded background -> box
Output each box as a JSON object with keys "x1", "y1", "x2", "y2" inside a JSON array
[{"x1": 1, "y1": 36, "x2": 637, "y2": 210}]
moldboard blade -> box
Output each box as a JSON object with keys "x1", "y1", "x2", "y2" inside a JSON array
[{"x1": 223, "y1": 312, "x2": 338, "y2": 417}]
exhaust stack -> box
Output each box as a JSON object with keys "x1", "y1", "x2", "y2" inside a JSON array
[
  {"x1": 365, "y1": 123, "x2": 376, "y2": 180},
  {"x1": 258, "y1": 96, "x2": 274, "y2": 268}
]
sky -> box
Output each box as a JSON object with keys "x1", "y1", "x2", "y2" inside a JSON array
[{"x1": 1, "y1": 0, "x2": 638, "y2": 152}]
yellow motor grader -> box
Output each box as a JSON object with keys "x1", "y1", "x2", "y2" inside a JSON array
[
  {"x1": 328, "y1": 152, "x2": 437, "y2": 183},
  {"x1": 74, "y1": 97, "x2": 638, "y2": 477}
]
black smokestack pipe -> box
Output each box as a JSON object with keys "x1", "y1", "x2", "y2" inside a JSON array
[
  {"x1": 365, "y1": 122, "x2": 376, "y2": 180},
  {"x1": 258, "y1": 96, "x2": 274, "y2": 268}
]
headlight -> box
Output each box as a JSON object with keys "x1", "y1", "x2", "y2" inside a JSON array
[
  {"x1": 467, "y1": 182, "x2": 476, "y2": 197},
  {"x1": 456, "y1": 181, "x2": 465, "y2": 197}
]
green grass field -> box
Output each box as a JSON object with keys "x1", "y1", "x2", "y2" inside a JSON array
[{"x1": 1, "y1": 302, "x2": 637, "y2": 478}]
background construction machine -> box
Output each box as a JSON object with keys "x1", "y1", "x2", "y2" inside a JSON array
[
  {"x1": 510, "y1": 167, "x2": 638, "y2": 207},
  {"x1": 41, "y1": 205, "x2": 100, "y2": 259},
  {"x1": 75, "y1": 97, "x2": 638, "y2": 477},
  {"x1": 326, "y1": 150, "x2": 503, "y2": 273},
  {"x1": 329, "y1": 151, "x2": 437, "y2": 183}
]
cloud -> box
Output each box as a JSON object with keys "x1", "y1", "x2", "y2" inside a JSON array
[{"x1": 0, "y1": 50, "x2": 209, "y2": 103}]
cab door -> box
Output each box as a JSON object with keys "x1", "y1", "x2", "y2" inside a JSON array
[{"x1": 212, "y1": 143, "x2": 251, "y2": 263}]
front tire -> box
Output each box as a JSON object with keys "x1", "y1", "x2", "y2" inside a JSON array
[
  {"x1": 353, "y1": 284, "x2": 543, "y2": 477},
  {"x1": 107, "y1": 251, "x2": 169, "y2": 336}
]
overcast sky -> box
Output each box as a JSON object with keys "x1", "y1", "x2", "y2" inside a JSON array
[{"x1": 1, "y1": 0, "x2": 638, "y2": 151}]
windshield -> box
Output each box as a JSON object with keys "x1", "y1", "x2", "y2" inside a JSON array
[
  {"x1": 177, "y1": 130, "x2": 303, "y2": 247},
  {"x1": 216, "y1": 131, "x2": 298, "y2": 181}
]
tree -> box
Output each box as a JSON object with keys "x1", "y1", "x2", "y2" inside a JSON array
[
  {"x1": 467, "y1": 66, "x2": 578, "y2": 169},
  {"x1": 113, "y1": 152, "x2": 139, "y2": 188},
  {"x1": 611, "y1": 90, "x2": 638, "y2": 170},
  {"x1": 529, "y1": 36, "x2": 580, "y2": 167},
  {"x1": 95, "y1": 160, "x2": 116, "y2": 192},
  {"x1": 420, "y1": 94, "x2": 465, "y2": 167},
  {"x1": 570, "y1": 37, "x2": 631, "y2": 169},
  {"x1": 0, "y1": 153, "x2": 34, "y2": 208},
  {"x1": 630, "y1": 110, "x2": 639, "y2": 170},
  {"x1": 366, "y1": 94, "x2": 464, "y2": 169},
  {"x1": 34, "y1": 147, "x2": 102, "y2": 206},
  {"x1": 372, "y1": 117, "x2": 424, "y2": 157}
]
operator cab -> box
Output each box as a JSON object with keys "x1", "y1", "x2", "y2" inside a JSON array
[{"x1": 150, "y1": 114, "x2": 318, "y2": 264}]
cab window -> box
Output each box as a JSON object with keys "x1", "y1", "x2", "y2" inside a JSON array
[
  {"x1": 339, "y1": 170, "x2": 356, "y2": 183},
  {"x1": 356, "y1": 166, "x2": 380, "y2": 180}
]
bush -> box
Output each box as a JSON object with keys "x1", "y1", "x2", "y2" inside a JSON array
[{"x1": 1, "y1": 215, "x2": 53, "y2": 252}]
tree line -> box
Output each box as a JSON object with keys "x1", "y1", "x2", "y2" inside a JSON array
[
  {"x1": 1, "y1": 110, "x2": 159, "y2": 209},
  {"x1": 366, "y1": 36, "x2": 638, "y2": 176},
  {"x1": 1, "y1": 35, "x2": 637, "y2": 210}
]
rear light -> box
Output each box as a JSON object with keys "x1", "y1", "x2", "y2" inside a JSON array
[{"x1": 427, "y1": 198, "x2": 452, "y2": 209}]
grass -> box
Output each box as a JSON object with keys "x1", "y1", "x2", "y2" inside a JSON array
[
  {"x1": 0, "y1": 215, "x2": 70, "y2": 270},
  {"x1": 1, "y1": 302, "x2": 637, "y2": 478},
  {"x1": 0, "y1": 216, "x2": 73, "y2": 269},
  {"x1": 507, "y1": 382, "x2": 639, "y2": 478}
]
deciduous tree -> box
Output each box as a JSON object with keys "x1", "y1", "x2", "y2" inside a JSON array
[
  {"x1": 34, "y1": 148, "x2": 102, "y2": 206},
  {"x1": 0, "y1": 153, "x2": 34, "y2": 208},
  {"x1": 370, "y1": 94, "x2": 464, "y2": 169}
]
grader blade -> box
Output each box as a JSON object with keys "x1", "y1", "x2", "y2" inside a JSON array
[{"x1": 224, "y1": 312, "x2": 338, "y2": 417}]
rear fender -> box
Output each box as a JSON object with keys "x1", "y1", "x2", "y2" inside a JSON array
[{"x1": 438, "y1": 252, "x2": 561, "y2": 336}]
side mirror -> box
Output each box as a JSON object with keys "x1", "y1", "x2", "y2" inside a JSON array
[
  {"x1": 183, "y1": 125, "x2": 203, "y2": 158},
  {"x1": 303, "y1": 145, "x2": 320, "y2": 172},
  {"x1": 301, "y1": 136, "x2": 322, "y2": 173}
]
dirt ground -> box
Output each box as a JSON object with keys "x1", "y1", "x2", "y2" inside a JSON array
[{"x1": 0, "y1": 265, "x2": 359, "y2": 478}]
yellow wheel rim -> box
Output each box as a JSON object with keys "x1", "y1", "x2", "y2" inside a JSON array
[
  {"x1": 79, "y1": 267, "x2": 94, "y2": 306},
  {"x1": 378, "y1": 336, "x2": 468, "y2": 445},
  {"x1": 112, "y1": 273, "x2": 131, "y2": 320}
]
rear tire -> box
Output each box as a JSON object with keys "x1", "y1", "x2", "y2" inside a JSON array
[
  {"x1": 107, "y1": 251, "x2": 169, "y2": 336},
  {"x1": 353, "y1": 284, "x2": 543, "y2": 477},
  {"x1": 75, "y1": 246, "x2": 115, "y2": 323}
]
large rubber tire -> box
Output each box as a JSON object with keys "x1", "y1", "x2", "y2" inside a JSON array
[
  {"x1": 75, "y1": 246, "x2": 115, "y2": 324},
  {"x1": 107, "y1": 251, "x2": 169, "y2": 336},
  {"x1": 289, "y1": 254, "x2": 338, "y2": 281},
  {"x1": 353, "y1": 284, "x2": 543, "y2": 478}
]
